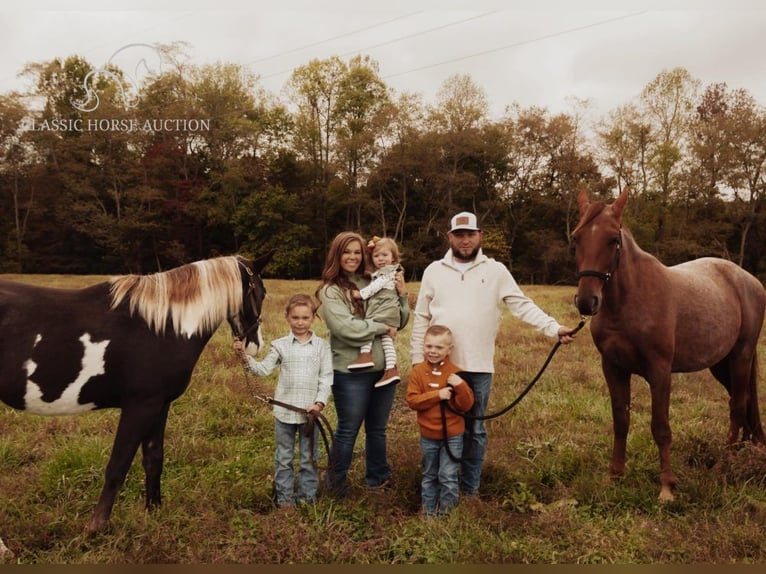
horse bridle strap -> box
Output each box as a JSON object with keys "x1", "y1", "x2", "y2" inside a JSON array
[
  {"x1": 575, "y1": 227, "x2": 622, "y2": 282},
  {"x1": 234, "y1": 258, "x2": 263, "y2": 340}
]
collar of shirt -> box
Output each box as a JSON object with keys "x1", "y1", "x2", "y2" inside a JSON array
[{"x1": 288, "y1": 331, "x2": 315, "y2": 345}]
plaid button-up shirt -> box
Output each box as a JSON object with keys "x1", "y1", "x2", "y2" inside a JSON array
[{"x1": 245, "y1": 331, "x2": 333, "y2": 424}]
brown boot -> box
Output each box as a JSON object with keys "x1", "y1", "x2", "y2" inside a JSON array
[
  {"x1": 374, "y1": 367, "x2": 401, "y2": 387},
  {"x1": 348, "y1": 351, "x2": 374, "y2": 370}
]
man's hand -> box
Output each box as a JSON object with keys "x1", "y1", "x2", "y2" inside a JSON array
[{"x1": 557, "y1": 325, "x2": 577, "y2": 345}]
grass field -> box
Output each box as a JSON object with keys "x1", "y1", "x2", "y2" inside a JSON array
[{"x1": 1, "y1": 274, "x2": 765, "y2": 564}]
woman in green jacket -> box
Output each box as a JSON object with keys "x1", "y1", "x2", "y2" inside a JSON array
[{"x1": 316, "y1": 231, "x2": 410, "y2": 497}]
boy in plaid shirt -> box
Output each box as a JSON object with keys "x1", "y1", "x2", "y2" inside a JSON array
[{"x1": 234, "y1": 294, "x2": 332, "y2": 507}]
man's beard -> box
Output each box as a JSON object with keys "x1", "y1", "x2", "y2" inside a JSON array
[{"x1": 452, "y1": 247, "x2": 480, "y2": 262}]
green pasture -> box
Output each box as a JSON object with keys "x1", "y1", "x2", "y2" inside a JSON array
[{"x1": 1, "y1": 275, "x2": 765, "y2": 564}]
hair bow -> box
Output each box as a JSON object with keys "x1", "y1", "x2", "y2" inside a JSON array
[{"x1": 366, "y1": 235, "x2": 382, "y2": 253}]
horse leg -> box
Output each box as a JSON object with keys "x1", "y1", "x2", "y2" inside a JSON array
[
  {"x1": 87, "y1": 403, "x2": 164, "y2": 534},
  {"x1": 746, "y1": 353, "x2": 765, "y2": 444},
  {"x1": 647, "y1": 372, "x2": 675, "y2": 502},
  {"x1": 141, "y1": 402, "x2": 170, "y2": 510},
  {"x1": 603, "y1": 360, "x2": 631, "y2": 479},
  {"x1": 714, "y1": 350, "x2": 764, "y2": 445}
]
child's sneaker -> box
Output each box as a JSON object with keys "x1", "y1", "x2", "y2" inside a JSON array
[
  {"x1": 348, "y1": 351, "x2": 374, "y2": 370},
  {"x1": 374, "y1": 367, "x2": 401, "y2": 387}
]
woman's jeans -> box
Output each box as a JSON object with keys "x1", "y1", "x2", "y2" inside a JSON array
[
  {"x1": 274, "y1": 419, "x2": 319, "y2": 506},
  {"x1": 457, "y1": 372, "x2": 492, "y2": 495},
  {"x1": 327, "y1": 370, "x2": 397, "y2": 495},
  {"x1": 420, "y1": 434, "x2": 463, "y2": 516}
]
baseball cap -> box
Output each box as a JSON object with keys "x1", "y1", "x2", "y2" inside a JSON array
[{"x1": 449, "y1": 211, "x2": 480, "y2": 232}]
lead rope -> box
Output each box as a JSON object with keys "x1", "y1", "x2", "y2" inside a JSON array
[
  {"x1": 441, "y1": 319, "x2": 587, "y2": 463},
  {"x1": 235, "y1": 347, "x2": 334, "y2": 469}
]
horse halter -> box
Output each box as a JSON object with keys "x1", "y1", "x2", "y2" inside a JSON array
[
  {"x1": 575, "y1": 227, "x2": 623, "y2": 283},
  {"x1": 233, "y1": 258, "x2": 264, "y2": 341}
]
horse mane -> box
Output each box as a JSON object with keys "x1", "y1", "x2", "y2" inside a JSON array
[{"x1": 108, "y1": 256, "x2": 243, "y2": 338}]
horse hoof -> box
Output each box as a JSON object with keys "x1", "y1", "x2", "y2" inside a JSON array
[
  {"x1": 658, "y1": 488, "x2": 675, "y2": 503},
  {"x1": 85, "y1": 518, "x2": 111, "y2": 536}
]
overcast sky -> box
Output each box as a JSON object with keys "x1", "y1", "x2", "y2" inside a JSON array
[{"x1": 2, "y1": 0, "x2": 765, "y2": 124}]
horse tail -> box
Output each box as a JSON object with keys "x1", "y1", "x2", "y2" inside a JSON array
[{"x1": 747, "y1": 350, "x2": 765, "y2": 444}]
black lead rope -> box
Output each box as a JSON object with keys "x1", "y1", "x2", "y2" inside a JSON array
[{"x1": 440, "y1": 319, "x2": 587, "y2": 463}]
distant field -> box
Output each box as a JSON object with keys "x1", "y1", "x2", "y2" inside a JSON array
[{"x1": 1, "y1": 274, "x2": 765, "y2": 564}]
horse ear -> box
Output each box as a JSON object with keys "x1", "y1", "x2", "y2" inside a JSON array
[
  {"x1": 251, "y1": 249, "x2": 275, "y2": 273},
  {"x1": 577, "y1": 187, "x2": 591, "y2": 216},
  {"x1": 611, "y1": 187, "x2": 629, "y2": 219}
]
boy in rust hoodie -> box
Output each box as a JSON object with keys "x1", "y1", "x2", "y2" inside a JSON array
[{"x1": 406, "y1": 325, "x2": 474, "y2": 516}]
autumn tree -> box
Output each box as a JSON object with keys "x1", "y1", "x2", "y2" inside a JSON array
[{"x1": 639, "y1": 67, "x2": 700, "y2": 246}]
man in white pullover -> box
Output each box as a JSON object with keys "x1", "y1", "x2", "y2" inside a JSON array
[{"x1": 410, "y1": 211, "x2": 576, "y2": 496}]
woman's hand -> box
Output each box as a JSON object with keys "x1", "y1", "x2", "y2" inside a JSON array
[{"x1": 394, "y1": 270, "x2": 408, "y2": 296}]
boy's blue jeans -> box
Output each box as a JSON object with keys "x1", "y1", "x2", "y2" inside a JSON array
[
  {"x1": 420, "y1": 434, "x2": 463, "y2": 516},
  {"x1": 274, "y1": 419, "x2": 319, "y2": 506}
]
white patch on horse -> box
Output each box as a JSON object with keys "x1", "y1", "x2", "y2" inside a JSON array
[
  {"x1": 179, "y1": 301, "x2": 205, "y2": 338},
  {"x1": 22, "y1": 333, "x2": 43, "y2": 377},
  {"x1": 24, "y1": 333, "x2": 109, "y2": 415}
]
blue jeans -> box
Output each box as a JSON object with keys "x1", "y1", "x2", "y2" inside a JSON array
[
  {"x1": 274, "y1": 419, "x2": 319, "y2": 506},
  {"x1": 420, "y1": 434, "x2": 463, "y2": 516},
  {"x1": 327, "y1": 370, "x2": 397, "y2": 495},
  {"x1": 458, "y1": 372, "x2": 492, "y2": 495}
]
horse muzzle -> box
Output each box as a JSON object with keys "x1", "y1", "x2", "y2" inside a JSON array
[{"x1": 574, "y1": 291, "x2": 601, "y2": 316}]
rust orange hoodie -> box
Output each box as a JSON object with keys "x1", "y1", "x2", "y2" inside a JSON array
[{"x1": 406, "y1": 357, "x2": 474, "y2": 440}]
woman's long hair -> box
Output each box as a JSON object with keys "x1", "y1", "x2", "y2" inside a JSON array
[{"x1": 316, "y1": 231, "x2": 366, "y2": 317}]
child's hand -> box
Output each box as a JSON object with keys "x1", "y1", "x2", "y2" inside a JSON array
[
  {"x1": 233, "y1": 338, "x2": 249, "y2": 366},
  {"x1": 447, "y1": 374, "x2": 464, "y2": 387},
  {"x1": 438, "y1": 387, "x2": 453, "y2": 400},
  {"x1": 351, "y1": 289, "x2": 362, "y2": 300},
  {"x1": 386, "y1": 325, "x2": 398, "y2": 339},
  {"x1": 307, "y1": 402, "x2": 324, "y2": 414}
]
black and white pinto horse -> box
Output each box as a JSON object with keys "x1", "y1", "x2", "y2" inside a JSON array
[{"x1": 0, "y1": 252, "x2": 272, "y2": 555}]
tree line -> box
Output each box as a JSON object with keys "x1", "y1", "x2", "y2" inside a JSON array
[{"x1": 1, "y1": 46, "x2": 764, "y2": 283}]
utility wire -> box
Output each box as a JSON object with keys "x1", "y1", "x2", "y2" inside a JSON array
[
  {"x1": 383, "y1": 11, "x2": 648, "y2": 79},
  {"x1": 257, "y1": 11, "x2": 498, "y2": 81},
  {"x1": 336, "y1": 11, "x2": 498, "y2": 59},
  {"x1": 247, "y1": 11, "x2": 424, "y2": 65}
]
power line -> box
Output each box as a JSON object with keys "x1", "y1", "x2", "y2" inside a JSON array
[
  {"x1": 247, "y1": 11, "x2": 424, "y2": 66},
  {"x1": 257, "y1": 11, "x2": 499, "y2": 82},
  {"x1": 336, "y1": 11, "x2": 498, "y2": 59},
  {"x1": 382, "y1": 11, "x2": 648, "y2": 80}
]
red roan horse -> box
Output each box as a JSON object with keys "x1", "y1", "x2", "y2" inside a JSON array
[
  {"x1": 0, "y1": 252, "x2": 271, "y2": 556},
  {"x1": 572, "y1": 188, "x2": 765, "y2": 501}
]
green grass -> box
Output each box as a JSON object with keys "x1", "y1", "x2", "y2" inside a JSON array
[{"x1": 1, "y1": 276, "x2": 766, "y2": 563}]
